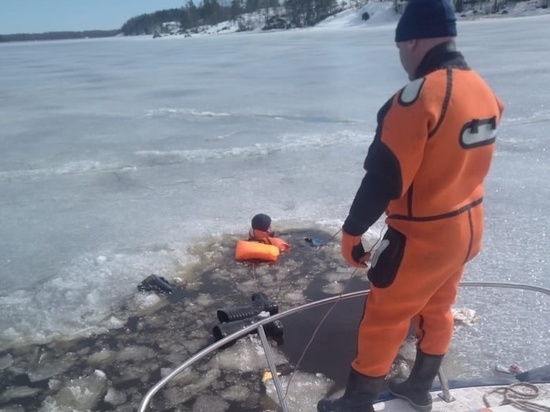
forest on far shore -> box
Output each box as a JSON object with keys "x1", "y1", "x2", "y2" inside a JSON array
[
  {"x1": 0, "y1": 30, "x2": 120, "y2": 43},
  {"x1": 1, "y1": 0, "x2": 546, "y2": 43}
]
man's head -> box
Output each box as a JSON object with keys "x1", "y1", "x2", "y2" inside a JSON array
[
  {"x1": 250, "y1": 213, "x2": 274, "y2": 239},
  {"x1": 251, "y1": 213, "x2": 272, "y2": 232},
  {"x1": 395, "y1": 0, "x2": 457, "y2": 80}
]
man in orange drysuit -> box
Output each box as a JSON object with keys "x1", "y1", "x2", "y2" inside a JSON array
[
  {"x1": 249, "y1": 213, "x2": 291, "y2": 252},
  {"x1": 318, "y1": 1, "x2": 504, "y2": 411}
]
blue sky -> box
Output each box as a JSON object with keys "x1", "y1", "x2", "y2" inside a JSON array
[{"x1": 1, "y1": 0, "x2": 188, "y2": 34}]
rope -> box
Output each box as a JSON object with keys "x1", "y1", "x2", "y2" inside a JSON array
[
  {"x1": 483, "y1": 383, "x2": 550, "y2": 412},
  {"x1": 251, "y1": 262, "x2": 260, "y2": 292}
]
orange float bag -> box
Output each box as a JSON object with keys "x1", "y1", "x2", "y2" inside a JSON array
[{"x1": 235, "y1": 240, "x2": 280, "y2": 262}]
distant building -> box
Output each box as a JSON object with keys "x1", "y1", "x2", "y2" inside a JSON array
[{"x1": 162, "y1": 21, "x2": 181, "y2": 34}]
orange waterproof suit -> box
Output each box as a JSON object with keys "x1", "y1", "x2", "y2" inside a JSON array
[{"x1": 343, "y1": 42, "x2": 504, "y2": 377}]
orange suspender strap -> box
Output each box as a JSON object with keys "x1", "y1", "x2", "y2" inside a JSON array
[{"x1": 249, "y1": 229, "x2": 291, "y2": 252}]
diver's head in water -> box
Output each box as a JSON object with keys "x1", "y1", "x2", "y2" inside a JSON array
[{"x1": 250, "y1": 213, "x2": 274, "y2": 238}]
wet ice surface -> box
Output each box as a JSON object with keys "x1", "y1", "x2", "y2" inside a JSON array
[
  {"x1": 1, "y1": 18, "x2": 550, "y2": 406},
  {"x1": 0, "y1": 228, "x2": 393, "y2": 411},
  {"x1": 1, "y1": 228, "x2": 545, "y2": 411}
]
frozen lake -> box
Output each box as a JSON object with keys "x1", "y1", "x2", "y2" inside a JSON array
[{"x1": 0, "y1": 10, "x2": 549, "y2": 411}]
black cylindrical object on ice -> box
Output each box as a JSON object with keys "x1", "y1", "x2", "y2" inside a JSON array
[
  {"x1": 212, "y1": 316, "x2": 284, "y2": 343},
  {"x1": 217, "y1": 292, "x2": 278, "y2": 323}
]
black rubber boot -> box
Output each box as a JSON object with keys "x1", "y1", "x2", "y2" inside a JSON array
[
  {"x1": 317, "y1": 368, "x2": 385, "y2": 412},
  {"x1": 389, "y1": 349, "x2": 444, "y2": 412}
]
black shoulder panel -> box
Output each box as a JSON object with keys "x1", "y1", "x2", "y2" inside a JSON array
[{"x1": 365, "y1": 96, "x2": 403, "y2": 200}]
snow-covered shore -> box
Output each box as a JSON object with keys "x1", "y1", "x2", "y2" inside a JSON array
[{"x1": 152, "y1": 0, "x2": 550, "y2": 38}]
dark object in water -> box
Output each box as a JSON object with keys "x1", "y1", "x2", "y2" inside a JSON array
[
  {"x1": 217, "y1": 292, "x2": 278, "y2": 323},
  {"x1": 213, "y1": 292, "x2": 283, "y2": 346},
  {"x1": 138, "y1": 274, "x2": 175, "y2": 294},
  {"x1": 516, "y1": 364, "x2": 550, "y2": 383},
  {"x1": 213, "y1": 315, "x2": 284, "y2": 344},
  {"x1": 305, "y1": 237, "x2": 324, "y2": 247}
]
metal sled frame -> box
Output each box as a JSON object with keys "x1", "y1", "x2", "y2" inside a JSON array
[{"x1": 138, "y1": 282, "x2": 550, "y2": 412}]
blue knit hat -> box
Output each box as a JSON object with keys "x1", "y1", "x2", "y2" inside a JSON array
[{"x1": 395, "y1": 0, "x2": 457, "y2": 42}]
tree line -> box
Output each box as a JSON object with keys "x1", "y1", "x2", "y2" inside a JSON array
[
  {"x1": 1, "y1": 0, "x2": 544, "y2": 43},
  {"x1": 1, "y1": 0, "x2": 341, "y2": 42},
  {"x1": 0, "y1": 30, "x2": 119, "y2": 43},
  {"x1": 116, "y1": 0, "x2": 542, "y2": 36},
  {"x1": 120, "y1": 0, "x2": 341, "y2": 36}
]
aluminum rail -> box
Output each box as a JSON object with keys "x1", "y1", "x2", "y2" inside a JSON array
[
  {"x1": 138, "y1": 282, "x2": 550, "y2": 412},
  {"x1": 257, "y1": 324, "x2": 290, "y2": 412},
  {"x1": 138, "y1": 289, "x2": 369, "y2": 412}
]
